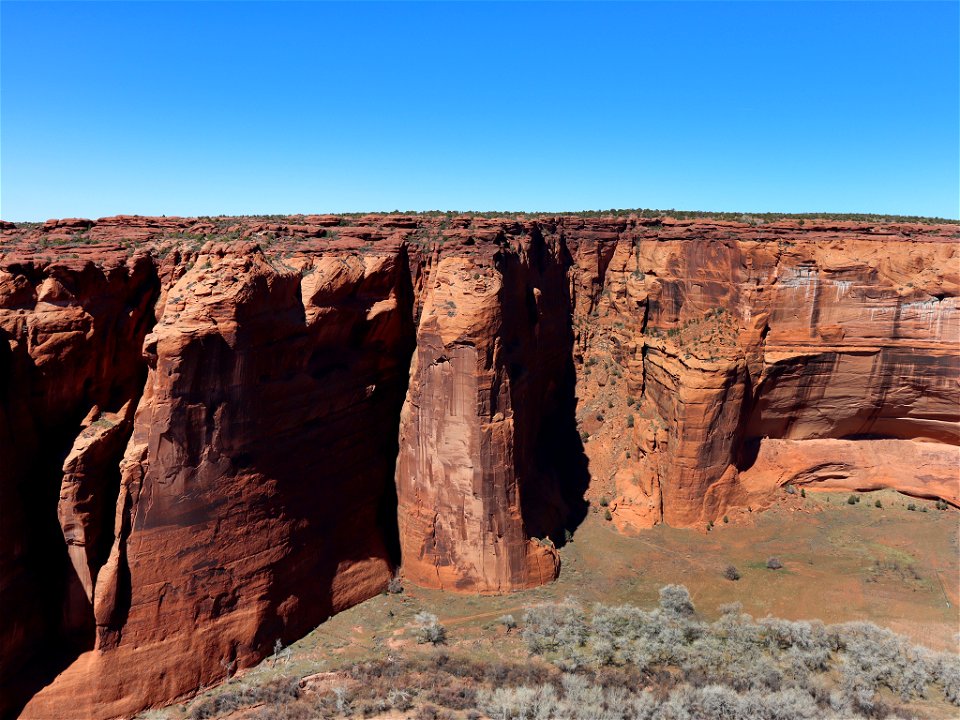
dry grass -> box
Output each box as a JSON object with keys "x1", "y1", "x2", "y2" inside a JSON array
[{"x1": 139, "y1": 491, "x2": 958, "y2": 719}]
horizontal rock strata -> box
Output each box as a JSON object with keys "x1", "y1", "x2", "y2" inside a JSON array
[{"x1": 0, "y1": 213, "x2": 956, "y2": 718}]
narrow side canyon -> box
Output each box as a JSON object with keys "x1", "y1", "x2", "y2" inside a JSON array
[{"x1": 1, "y1": 214, "x2": 957, "y2": 719}]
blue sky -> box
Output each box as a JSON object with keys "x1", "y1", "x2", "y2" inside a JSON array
[{"x1": 2, "y1": 1, "x2": 958, "y2": 220}]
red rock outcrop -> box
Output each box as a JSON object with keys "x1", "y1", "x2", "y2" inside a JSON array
[
  {"x1": 395, "y1": 231, "x2": 585, "y2": 592},
  {"x1": 17, "y1": 242, "x2": 415, "y2": 719},
  {"x1": 0, "y1": 213, "x2": 957, "y2": 718},
  {"x1": 566, "y1": 221, "x2": 959, "y2": 531},
  {"x1": 0, "y1": 251, "x2": 159, "y2": 717}
]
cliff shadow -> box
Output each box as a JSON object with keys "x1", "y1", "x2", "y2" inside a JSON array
[
  {"x1": 503, "y1": 232, "x2": 591, "y2": 549},
  {"x1": 0, "y1": 264, "x2": 160, "y2": 720},
  {"x1": 244, "y1": 250, "x2": 416, "y2": 653},
  {"x1": 529, "y1": 358, "x2": 591, "y2": 549}
]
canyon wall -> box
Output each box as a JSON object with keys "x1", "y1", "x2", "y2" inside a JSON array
[
  {"x1": 1, "y1": 214, "x2": 957, "y2": 718},
  {"x1": 565, "y1": 222, "x2": 959, "y2": 531}
]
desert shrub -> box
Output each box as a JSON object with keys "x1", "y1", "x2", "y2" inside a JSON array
[
  {"x1": 479, "y1": 676, "x2": 658, "y2": 720},
  {"x1": 522, "y1": 599, "x2": 588, "y2": 655},
  {"x1": 767, "y1": 557, "x2": 783, "y2": 570},
  {"x1": 499, "y1": 614, "x2": 517, "y2": 631},
  {"x1": 833, "y1": 621, "x2": 934, "y2": 703},
  {"x1": 655, "y1": 684, "x2": 822, "y2": 720},
  {"x1": 589, "y1": 602, "x2": 658, "y2": 666},
  {"x1": 215, "y1": 586, "x2": 957, "y2": 720},
  {"x1": 427, "y1": 683, "x2": 477, "y2": 710},
  {"x1": 907, "y1": 503, "x2": 916, "y2": 511},
  {"x1": 724, "y1": 565, "x2": 741, "y2": 581},
  {"x1": 875, "y1": 499, "x2": 883, "y2": 509},
  {"x1": 477, "y1": 686, "x2": 540, "y2": 720},
  {"x1": 660, "y1": 585, "x2": 696, "y2": 618},
  {"x1": 932, "y1": 652, "x2": 960, "y2": 705},
  {"x1": 387, "y1": 688, "x2": 414, "y2": 711},
  {"x1": 604, "y1": 509, "x2": 613, "y2": 521},
  {"x1": 187, "y1": 677, "x2": 300, "y2": 719},
  {"x1": 520, "y1": 587, "x2": 960, "y2": 713},
  {"x1": 386, "y1": 575, "x2": 403, "y2": 594},
  {"x1": 413, "y1": 611, "x2": 447, "y2": 645},
  {"x1": 414, "y1": 704, "x2": 444, "y2": 720},
  {"x1": 847, "y1": 495, "x2": 858, "y2": 505}
]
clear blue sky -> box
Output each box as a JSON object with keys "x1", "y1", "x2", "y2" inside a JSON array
[{"x1": 2, "y1": 1, "x2": 958, "y2": 220}]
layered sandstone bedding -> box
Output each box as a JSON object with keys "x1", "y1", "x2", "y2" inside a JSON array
[{"x1": 1, "y1": 213, "x2": 956, "y2": 718}]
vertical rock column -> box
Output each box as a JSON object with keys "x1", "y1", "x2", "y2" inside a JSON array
[{"x1": 395, "y1": 250, "x2": 564, "y2": 592}]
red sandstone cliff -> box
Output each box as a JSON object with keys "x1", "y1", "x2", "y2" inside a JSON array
[
  {"x1": 0, "y1": 213, "x2": 957, "y2": 719},
  {"x1": 564, "y1": 221, "x2": 959, "y2": 531}
]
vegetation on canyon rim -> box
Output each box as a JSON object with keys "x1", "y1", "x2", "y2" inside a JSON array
[{"x1": 11, "y1": 208, "x2": 959, "y2": 245}]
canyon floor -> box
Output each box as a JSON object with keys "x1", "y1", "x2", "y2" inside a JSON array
[{"x1": 139, "y1": 489, "x2": 959, "y2": 720}]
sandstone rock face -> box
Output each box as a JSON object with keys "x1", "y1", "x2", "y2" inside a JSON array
[
  {"x1": 0, "y1": 252, "x2": 159, "y2": 717},
  {"x1": 1, "y1": 214, "x2": 957, "y2": 718},
  {"x1": 737, "y1": 437, "x2": 960, "y2": 505},
  {"x1": 567, "y1": 222, "x2": 959, "y2": 530},
  {"x1": 395, "y1": 236, "x2": 584, "y2": 592},
  {"x1": 18, "y1": 243, "x2": 415, "y2": 719}
]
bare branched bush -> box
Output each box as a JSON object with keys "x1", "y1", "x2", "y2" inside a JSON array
[
  {"x1": 413, "y1": 611, "x2": 447, "y2": 645},
  {"x1": 521, "y1": 599, "x2": 588, "y2": 655}
]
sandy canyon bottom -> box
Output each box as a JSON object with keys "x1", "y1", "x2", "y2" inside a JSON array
[{"x1": 141, "y1": 489, "x2": 959, "y2": 720}]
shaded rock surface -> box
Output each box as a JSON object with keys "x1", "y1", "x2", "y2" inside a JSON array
[{"x1": 0, "y1": 213, "x2": 957, "y2": 718}]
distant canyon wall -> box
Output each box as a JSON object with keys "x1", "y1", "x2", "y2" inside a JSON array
[{"x1": 1, "y1": 214, "x2": 957, "y2": 718}]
